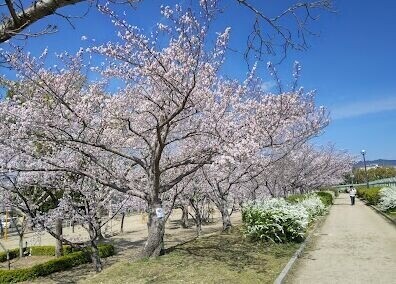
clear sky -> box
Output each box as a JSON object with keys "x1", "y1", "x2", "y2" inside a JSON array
[{"x1": 2, "y1": 0, "x2": 396, "y2": 161}]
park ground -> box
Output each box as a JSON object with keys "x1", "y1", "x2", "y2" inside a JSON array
[
  {"x1": 2, "y1": 210, "x2": 299, "y2": 283},
  {"x1": 2, "y1": 193, "x2": 395, "y2": 283}
]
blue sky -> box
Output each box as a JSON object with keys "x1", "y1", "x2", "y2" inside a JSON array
[{"x1": 2, "y1": 0, "x2": 396, "y2": 160}]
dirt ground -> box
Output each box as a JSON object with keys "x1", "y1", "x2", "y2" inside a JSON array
[
  {"x1": 1, "y1": 210, "x2": 240, "y2": 252},
  {"x1": 286, "y1": 193, "x2": 396, "y2": 284}
]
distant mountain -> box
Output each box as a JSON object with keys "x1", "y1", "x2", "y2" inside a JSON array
[{"x1": 354, "y1": 159, "x2": 396, "y2": 168}]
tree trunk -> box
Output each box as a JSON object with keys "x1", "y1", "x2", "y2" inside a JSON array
[
  {"x1": 120, "y1": 212, "x2": 125, "y2": 233},
  {"x1": 141, "y1": 201, "x2": 165, "y2": 258},
  {"x1": 97, "y1": 223, "x2": 105, "y2": 241},
  {"x1": 181, "y1": 205, "x2": 189, "y2": 228},
  {"x1": 195, "y1": 214, "x2": 202, "y2": 236},
  {"x1": 90, "y1": 242, "x2": 102, "y2": 272},
  {"x1": 219, "y1": 201, "x2": 232, "y2": 231},
  {"x1": 19, "y1": 234, "x2": 24, "y2": 258},
  {"x1": 55, "y1": 218, "x2": 63, "y2": 257},
  {"x1": 88, "y1": 222, "x2": 102, "y2": 272}
]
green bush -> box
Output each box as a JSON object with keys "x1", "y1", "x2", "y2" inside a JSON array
[
  {"x1": 98, "y1": 244, "x2": 115, "y2": 258},
  {"x1": 285, "y1": 194, "x2": 305, "y2": 204},
  {"x1": 0, "y1": 244, "x2": 115, "y2": 283},
  {"x1": 286, "y1": 192, "x2": 333, "y2": 207},
  {"x1": 29, "y1": 246, "x2": 55, "y2": 256},
  {"x1": 30, "y1": 245, "x2": 73, "y2": 256},
  {"x1": 357, "y1": 187, "x2": 381, "y2": 205},
  {"x1": 0, "y1": 251, "x2": 89, "y2": 283},
  {"x1": 0, "y1": 248, "x2": 19, "y2": 262},
  {"x1": 315, "y1": 191, "x2": 333, "y2": 206}
]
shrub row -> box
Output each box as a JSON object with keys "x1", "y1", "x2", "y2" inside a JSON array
[
  {"x1": 356, "y1": 186, "x2": 396, "y2": 212},
  {"x1": 242, "y1": 193, "x2": 329, "y2": 243},
  {"x1": 0, "y1": 244, "x2": 114, "y2": 283},
  {"x1": 0, "y1": 245, "x2": 74, "y2": 263},
  {"x1": 0, "y1": 251, "x2": 89, "y2": 283},
  {"x1": 29, "y1": 245, "x2": 74, "y2": 256},
  {"x1": 315, "y1": 191, "x2": 334, "y2": 207},
  {"x1": 286, "y1": 191, "x2": 333, "y2": 207},
  {"x1": 0, "y1": 249, "x2": 19, "y2": 263},
  {"x1": 356, "y1": 187, "x2": 381, "y2": 205}
]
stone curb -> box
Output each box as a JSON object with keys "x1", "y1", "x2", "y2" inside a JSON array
[
  {"x1": 273, "y1": 211, "x2": 328, "y2": 284},
  {"x1": 358, "y1": 198, "x2": 396, "y2": 226}
]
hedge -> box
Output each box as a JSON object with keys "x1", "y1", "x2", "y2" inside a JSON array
[
  {"x1": 315, "y1": 191, "x2": 333, "y2": 206},
  {"x1": 357, "y1": 187, "x2": 381, "y2": 205},
  {"x1": 29, "y1": 245, "x2": 73, "y2": 256},
  {"x1": 0, "y1": 244, "x2": 115, "y2": 283},
  {"x1": 286, "y1": 191, "x2": 333, "y2": 207},
  {"x1": 0, "y1": 249, "x2": 19, "y2": 263},
  {"x1": 285, "y1": 194, "x2": 305, "y2": 204},
  {"x1": 0, "y1": 245, "x2": 74, "y2": 262},
  {"x1": 97, "y1": 243, "x2": 115, "y2": 258}
]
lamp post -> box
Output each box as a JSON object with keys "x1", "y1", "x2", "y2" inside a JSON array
[
  {"x1": 351, "y1": 173, "x2": 354, "y2": 185},
  {"x1": 361, "y1": 150, "x2": 369, "y2": 188}
]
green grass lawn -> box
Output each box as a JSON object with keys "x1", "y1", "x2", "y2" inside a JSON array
[{"x1": 83, "y1": 227, "x2": 299, "y2": 284}]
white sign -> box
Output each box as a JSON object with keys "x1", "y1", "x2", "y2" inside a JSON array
[{"x1": 155, "y1": 208, "x2": 164, "y2": 218}]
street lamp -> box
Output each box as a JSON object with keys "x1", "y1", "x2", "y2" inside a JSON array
[
  {"x1": 361, "y1": 150, "x2": 369, "y2": 188},
  {"x1": 351, "y1": 173, "x2": 354, "y2": 185}
]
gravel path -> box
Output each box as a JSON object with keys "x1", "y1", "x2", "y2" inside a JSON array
[{"x1": 287, "y1": 193, "x2": 396, "y2": 284}]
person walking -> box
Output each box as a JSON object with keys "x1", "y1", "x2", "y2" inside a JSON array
[{"x1": 349, "y1": 186, "x2": 357, "y2": 205}]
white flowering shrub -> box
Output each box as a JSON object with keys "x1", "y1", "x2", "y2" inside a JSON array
[
  {"x1": 299, "y1": 194, "x2": 326, "y2": 221},
  {"x1": 242, "y1": 199, "x2": 309, "y2": 243},
  {"x1": 378, "y1": 186, "x2": 396, "y2": 212}
]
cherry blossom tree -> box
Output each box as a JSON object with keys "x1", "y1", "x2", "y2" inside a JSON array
[
  {"x1": 0, "y1": 170, "x2": 135, "y2": 271},
  {"x1": 0, "y1": 3, "x2": 338, "y2": 262},
  {"x1": 258, "y1": 144, "x2": 353, "y2": 197},
  {"x1": 176, "y1": 173, "x2": 215, "y2": 236},
  {"x1": 0, "y1": 3, "x2": 236, "y2": 258},
  {"x1": 0, "y1": 0, "x2": 333, "y2": 69},
  {"x1": 200, "y1": 77, "x2": 330, "y2": 229}
]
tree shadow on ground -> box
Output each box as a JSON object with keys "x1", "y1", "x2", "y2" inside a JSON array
[{"x1": 167, "y1": 227, "x2": 298, "y2": 274}]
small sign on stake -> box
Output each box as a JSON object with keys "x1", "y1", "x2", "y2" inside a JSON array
[{"x1": 155, "y1": 208, "x2": 164, "y2": 219}]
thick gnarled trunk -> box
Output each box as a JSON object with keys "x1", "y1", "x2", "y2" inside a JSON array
[
  {"x1": 181, "y1": 205, "x2": 189, "y2": 228},
  {"x1": 141, "y1": 200, "x2": 165, "y2": 258},
  {"x1": 218, "y1": 200, "x2": 232, "y2": 231}
]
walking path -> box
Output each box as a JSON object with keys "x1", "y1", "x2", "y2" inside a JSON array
[{"x1": 286, "y1": 193, "x2": 396, "y2": 284}]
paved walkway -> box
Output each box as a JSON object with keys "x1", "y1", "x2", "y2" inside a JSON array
[{"x1": 287, "y1": 193, "x2": 396, "y2": 284}]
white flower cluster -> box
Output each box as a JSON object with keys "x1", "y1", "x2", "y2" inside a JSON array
[
  {"x1": 299, "y1": 194, "x2": 326, "y2": 221},
  {"x1": 242, "y1": 194, "x2": 327, "y2": 243},
  {"x1": 242, "y1": 198, "x2": 309, "y2": 243},
  {"x1": 378, "y1": 186, "x2": 396, "y2": 212}
]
